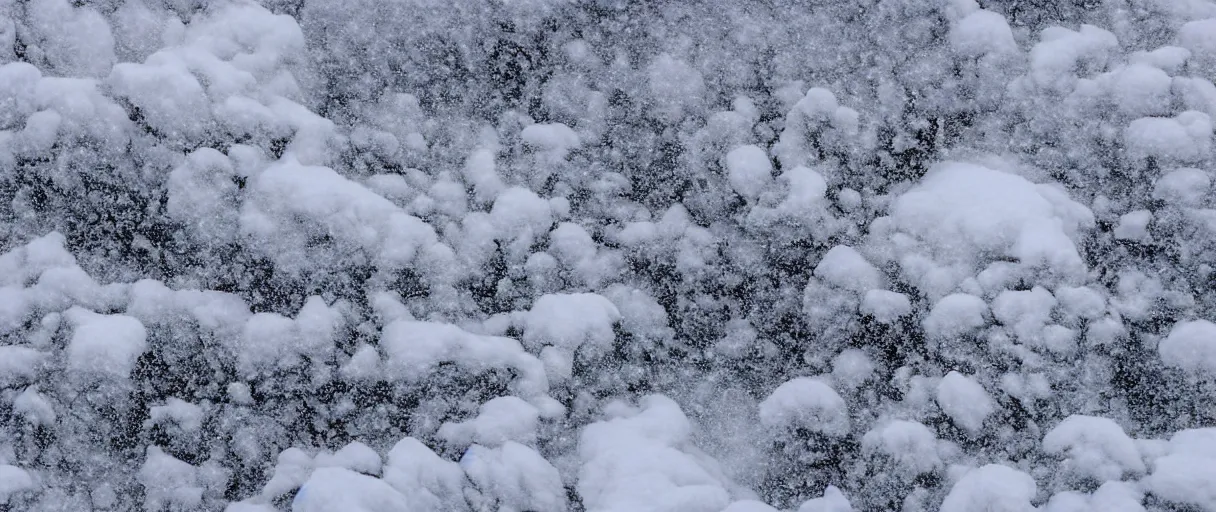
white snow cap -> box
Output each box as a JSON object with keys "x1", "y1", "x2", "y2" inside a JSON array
[
  {"x1": 460, "y1": 442, "x2": 566, "y2": 512},
  {"x1": 940, "y1": 464, "x2": 1037, "y2": 512},
  {"x1": 924, "y1": 293, "x2": 989, "y2": 338},
  {"x1": 950, "y1": 9, "x2": 1017, "y2": 57},
  {"x1": 1043, "y1": 415, "x2": 1145, "y2": 482},
  {"x1": 724, "y1": 144, "x2": 774, "y2": 201},
  {"x1": 936, "y1": 371, "x2": 994, "y2": 434},
  {"x1": 0, "y1": 465, "x2": 35, "y2": 504},
  {"x1": 861, "y1": 420, "x2": 942, "y2": 477},
  {"x1": 576, "y1": 395, "x2": 733, "y2": 512},
  {"x1": 382, "y1": 438, "x2": 468, "y2": 510},
  {"x1": 64, "y1": 307, "x2": 148, "y2": 381},
  {"x1": 521, "y1": 122, "x2": 581, "y2": 152},
  {"x1": 1124, "y1": 111, "x2": 1213, "y2": 164},
  {"x1": 523, "y1": 292, "x2": 621, "y2": 354},
  {"x1": 815, "y1": 245, "x2": 884, "y2": 293},
  {"x1": 1148, "y1": 428, "x2": 1216, "y2": 511},
  {"x1": 438, "y1": 396, "x2": 541, "y2": 447},
  {"x1": 1153, "y1": 168, "x2": 1211, "y2": 207},
  {"x1": 292, "y1": 467, "x2": 409, "y2": 512},
  {"x1": 1159, "y1": 319, "x2": 1216, "y2": 377},
  {"x1": 797, "y1": 486, "x2": 854, "y2": 512},
  {"x1": 759, "y1": 377, "x2": 850, "y2": 436},
  {"x1": 891, "y1": 161, "x2": 1094, "y2": 282},
  {"x1": 861, "y1": 290, "x2": 912, "y2": 323}
]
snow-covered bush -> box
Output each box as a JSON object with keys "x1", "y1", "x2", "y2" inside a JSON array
[{"x1": 2, "y1": 0, "x2": 1216, "y2": 510}]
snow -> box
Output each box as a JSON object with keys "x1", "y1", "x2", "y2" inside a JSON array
[
  {"x1": 523, "y1": 292, "x2": 622, "y2": 364},
  {"x1": 1158, "y1": 319, "x2": 1216, "y2": 377},
  {"x1": 139, "y1": 446, "x2": 203, "y2": 511},
  {"x1": 724, "y1": 500, "x2": 780, "y2": 512},
  {"x1": 314, "y1": 442, "x2": 382, "y2": 476},
  {"x1": 814, "y1": 245, "x2": 884, "y2": 293},
  {"x1": 940, "y1": 464, "x2": 1037, "y2": 512},
  {"x1": 292, "y1": 467, "x2": 409, "y2": 512},
  {"x1": 861, "y1": 290, "x2": 912, "y2": 323},
  {"x1": 1124, "y1": 111, "x2": 1213, "y2": 164},
  {"x1": 233, "y1": 301, "x2": 340, "y2": 378},
  {"x1": 1109, "y1": 64, "x2": 1173, "y2": 117},
  {"x1": 831, "y1": 349, "x2": 875, "y2": 390},
  {"x1": 1153, "y1": 168, "x2": 1211, "y2": 207},
  {"x1": 936, "y1": 371, "x2": 994, "y2": 434},
  {"x1": 0, "y1": 346, "x2": 47, "y2": 387},
  {"x1": 724, "y1": 144, "x2": 773, "y2": 201},
  {"x1": 379, "y1": 320, "x2": 559, "y2": 415},
  {"x1": 241, "y1": 157, "x2": 440, "y2": 274},
  {"x1": 890, "y1": 162, "x2": 1094, "y2": 282},
  {"x1": 64, "y1": 308, "x2": 148, "y2": 381},
  {"x1": 491, "y1": 186, "x2": 554, "y2": 237},
  {"x1": 576, "y1": 395, "x2": 733, "y2": 512},
  {"x1": 13, "y1": 387, "x2": 56, "y2": 426},
  {"x1": 0, "y1": 465, "x2": 34, "y2": 504},
  {"x1": 438, "y1": 396, "x2": 541, "y2": 447},
  {"x1": 861, "y1": 420, "x2": 942, "y2": 477},
  {"x1": 148, "y1": 398, "x2": 204, "y2": 433},
  {"x1": 797, "y1": 486, "x2": 854, "y2": 512},
  {"x1": 1043, "y1": 415, "x2": 1145, "y2": 482},
  {"x1": 1113, "y1": 210, "x2": 1152, "y2": 242},
  {"x1": 461, "y1": 442, "x2": 567, "y2": 512},
  {"x1": 6, "y1": 1, "x2": 1216, "y2": 510},
  {"x1": 758, "y1": 377, "x2": 850, "y2": 436},
  {"x1": 382, "y1": 438, "x2": 468, "y2": 510},
  {"x1": 1148, "y1": 428, "x2": 1216, "y2": 510},
  {"x1": 950, "y1": 10, "x2": 1017, "y2": 57},
  {"x1": 522, "y1": 122, "x2": 580, "y2": 152},
  {"x1": 923, "y1": 293, "x2": 989, "y2": 338},
  {"x1": 1178, "y1": 18, "x2": 1216, "y2": 70}
]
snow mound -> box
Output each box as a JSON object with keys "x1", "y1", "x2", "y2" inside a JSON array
[
  {"x1": 1148, "y1": 428, "x2": 1216, "y2": 510},
  {"x1": 936, "y1": 371, "x2": 994, "y2": 434},
  {"x1": 862, "y1": 420, "x2": 942, "y2": 477},
  {"x1": 241, "y1": 157, "x2": 441, "y2": 275},
  {"x1": 890, "y1": 162, "x2": 1094, "y2": 285},
  {"x1": 523, "y1": 293, "x2": 622, "y2": 379},
  {"x1": 1043, "y1": 415, "x2": 1145, "y2": 482},
  {"x1": 64, "y1": 307, "x2": 148, "y2": 381},
  {"x1": 1158, "y1": 319, "x2": 1216, "y2": 377},
  {"x1": 724, "y1": 144, "x2": 774, "y2": 201},
  {"x1": 438, "y1": 396, "x2": 541, "y2": 447},
  {"x1": 797, "y1": 486, "x2": 854, "y2": 512},
  {"x1": 576, "y1": 395, "x2": 733, "y2": 512},
  {"x1": 383, "y1": 438, "x2": 468, "y2": 510},
  {"x1": 0, "y1": 465, "x2": 34, "y2": 504},
  {"x1": 1124, "y1": 111, "x2": 1213, "y2": 164},
  {"x1": 292, "y1": 467, "x2": 409, "y2": 512},
  {"x1": 815, "y1": 245, "x2": 884, "y2": 293},
  {"x1": 380, "y1": 320, "x2": 560, "y2": 416},
  {"x1": 924, "y1": 293, "x2": 989, "y2": 338},
  {"x1": 461, "y1": 442, "x2": 566, "y2": 512},
  {"x1": 941, "y1": 464, "x2": 1037, "y2": 512},
  {"x1": 759, "y1": 377, "x2": 850, "y2": 436}
]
